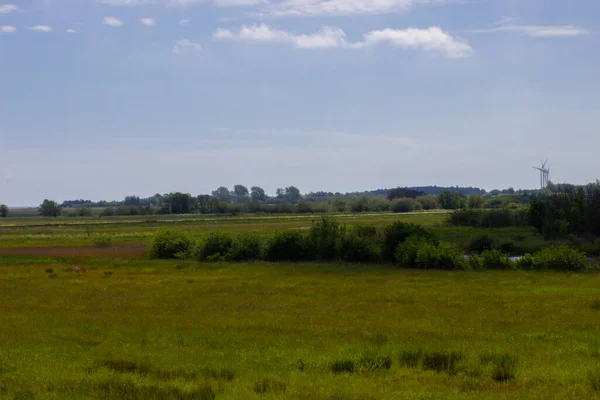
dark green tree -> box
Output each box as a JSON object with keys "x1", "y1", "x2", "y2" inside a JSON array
[
  {"x1": 164, "y1": 192, "x2": 193, "y2": 214},
  {"x1": 233, "y1": 185, "x2": 249, "y2": 201},
  {"x1": 438, "y1": 191, "x2": 463, "y2": 210},
  {"x1": 285, "y1": 186, "x2": 301, "y2": 203},
  {"x1": 212, "y1": 187, "x2": 232, "y2": 202},
  {"x1": 0, "y1": 204, "x2": 8, "y2": 218},
  {"x1": 197, "y1": 195, "x2": 212, "y2": 214},
  {"x1": 250, "y1": 186, "x2": 266, "y2": 202},
  {"x1": 39, "y1": 200, "x2": 62, "y2": 217}
]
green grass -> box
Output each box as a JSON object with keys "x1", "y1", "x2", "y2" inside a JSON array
[{"x1": 1, "y1": 261, "x2": 600, "y2": 399}]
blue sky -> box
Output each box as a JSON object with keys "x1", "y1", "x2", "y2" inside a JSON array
[{"x1": 0, "y1": 0, "x2": 598, "y2": 205}]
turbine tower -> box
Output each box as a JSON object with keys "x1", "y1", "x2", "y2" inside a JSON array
[{"x1": 533, "y1": 160, "x2": 550, "y2": 189}]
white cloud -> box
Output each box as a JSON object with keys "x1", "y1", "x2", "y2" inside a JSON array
[
  {"x1": 471, "y1": 25, "x2": 590, "y2": 38},
  {"x1": 99, "y1": 0, "x2": 149, "y2": 5},
  {"x1": 104, "y1": 16, "x2": 124, "y2": 27},
  {"x1": 172, "y1": 38, "x2": 202, "y2": 54},
  {"x1": 99, "y1": 0, "x2": 264, "y2": 6},
  {"x1": 214, "y1": 24, "x2": 346, "y2": 49},
  {"x1": 352, "y1": 27, "x2": 473, "y2": 58},
  {"x1": 261, "y1": 0, "x2": 450, "y2": 17},
  {"x1": 30, "y1": 25, "x2": 53, "y2": 32},
  {"x1": 0, "y1": 25, "x2": 16, "y2": 34},
  {"x1": 140, "y1": 17, "x2": 155, "y2": 26},
  {"x1": 0, "y1": 4, "x2": 17, "y2": 14},
  {"x1": 180, "y1": 18, "x2": 190, "y2": 25},
  {"x1": 67, "y1": 29, "x2": 79, "y2": 34},
  {"x1": 214, "y1": 24, "x2": 473, "y2": 57}
]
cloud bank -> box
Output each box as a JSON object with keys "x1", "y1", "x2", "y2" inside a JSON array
[{"x1": 214, "y1": 24, "x2": 474, "y2": 57}]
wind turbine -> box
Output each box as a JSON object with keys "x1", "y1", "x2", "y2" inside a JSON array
[{"x1": 533, "y1": 159, "x2": 550, "y2": 189}]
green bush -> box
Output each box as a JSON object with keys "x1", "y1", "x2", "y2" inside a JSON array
[
  {"x1": 382, "y1": 222, "x2": 438, "y2": 262},
  {"x1": 422, "y1": 351, "x2": 462, "y2": 375},
  {"x1": 390, "y1": 198, "x2": 416, "y2": 213},
  {"x1": 149, "y1": 230, "x2": 191, "y2": 260},
  {"x1": 336, "y1": 229, "x2": 381, "y2": 263},
  {"x1": 307, "y1": 216, "x2": 344, "y2": 260},
  {"x1": 531, "y1": 245, "x2": 588, "y2": 272},
  {"x1": 481, "y1": 250, "x2": 513, "y2": 270},
  {"x1": 414, "y1": 243, "x2": 466, "y2": 271},
  {"x1": 490, "y1": 355, "x2": 518, "y2": 382},
  {"x1": 264, "y1": 231, "x2": 309, "y2": 262},
  {"x1": 196, "y1": 232, "x2": 233, "y2": 261},
  {"x1": 515, "y1": 253, "x2": 534, "y2": 270},
  {"x1": 93, "y1": 234, "x2": 113, "y2": 248},
  {"x1": 448, "y1": 209, "x2": 528, "y2": 228},
  {"x1": 468, "y1": 234, "x2": 496, "y2": 253},
  {"x1": 227, "y1": 232, "x2": 263, "y2": 261},
  {"x1": 395, "y1": 236, "x2": 427, "y2": 267},
  {"x1": 331, "y1": 360, "x2": 355, "y2": 374},
  {"x1": 396, "y1": 238, "x2": 465, "y2": 270}
]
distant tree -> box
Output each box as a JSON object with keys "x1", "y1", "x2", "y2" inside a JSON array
[
  {"x1": 0, "y1": 204, "x2": 8, "y2": 218},
  {"x1": 438, "y1": 191, "x2": 463, "y2": 210},
  {"x1": 39, "y1": 200, "x2": 62, "y2": 217},
  {"x1": 416, "y1": 195, "x2": 439, "y2": 210},
  {"x1": 163, "y1": 192, "x2": 193, "y2": 214},
  {"x1": 250, "y1": 186, "x2": 266, "y2": 202},
  {"x1": 276, "y1": 188, "x2": 285, "y2": 200},
  {"x1": 233, "y1": 185, "x2": 249, "y2": 201},
  {"x1": 467, "y1": 194, "x2": 485, "y2": 209},
  {"x1": 330, "y1": 198, "x2": 346, "y2": 212},
  {"x1": 197, "y1": 195, "x2": 212, "y2": 214},
  {"x1": 285, "y1": 186, "x2": 301, "y2": 203},
  {"x1": 76, "y1": 207, "x2": 93, "y2": 217},
  {"x1": 124, "y1": 196, "x2": 141, "y2": 206},
  {"x1": 388, "y1": 187, "x2": 425, "y2": 200},
  {"x1": 212, "y1": 186, "x2": 232, "y2": 202}
]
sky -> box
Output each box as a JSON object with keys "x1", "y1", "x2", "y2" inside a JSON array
[{"x1": 0, "y1": 0, "x2": 599, "y2": 206}]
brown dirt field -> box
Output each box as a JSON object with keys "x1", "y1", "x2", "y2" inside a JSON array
[{"x1": 0, "y1": 245, "x2": 147, "y2": 258}]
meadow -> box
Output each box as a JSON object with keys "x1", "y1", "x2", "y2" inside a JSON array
[{"x1": 1, "y1": 212, "x2": 599, "y2": 399}]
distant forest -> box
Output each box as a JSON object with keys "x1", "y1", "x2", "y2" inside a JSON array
[{"x1": 59, "y1": 185, "x2": 490, "y2": 209}]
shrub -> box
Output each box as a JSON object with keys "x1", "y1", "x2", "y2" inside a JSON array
[
  {"x1": 100, "y1": 207, "x2": 116, "y2": 217},
  {"x1": 468, "y1": 234, "x2": 496, "y2": 253},
  {"x1": 416, "y1": 195, "x2": 439, "y2": 210},
  {"x1": 336, "y1": 229, "x2": 381, "y2": 263},
  {"x1": 93, "y1": 233, "x2": 113, "y2": 248},
  {"x1": 530, "y1": 245, "x2": 588, "y2": 272},
  {"x1": 195, "y1": 232, "x2": 233, "y2": 261},
  {"x1": 399, "y1": 350, "x2": 423, "y2": 368},
  {"x1": 490, "y1": 355, "x2": 518, "y2": 382},
  {"x1": 395, "y1": 236, "x2": 428, "y2": 267},
  {"x1": 422, "y1": 351, "x2": 462, "y2": 375},
  {"x1": 390, "y1": 198, "x2": 415, "y2": 213},
  {"x1": 226, "y1": 232, "x2": 262, "y2": 261},
  {"x1": 382, "y1": 222, "x2": 438, "y2": 262},
  {"x1": 331, "y1": 360, "x2": 355, "y2": 374},
  {"x1": 414, "y1": 243, "x2": 466, "y2": 271},
  {"x1": 449, "y1": 209, "x2": 528, "y2": 228},
  {"x1": 307, "y1": 216, "x2": 344, "y2": 260},
  {"x1": 264, "y1": 231, "x2": 309, "y2": 262},
  {"x1": 149, "y1": 230, "x2": 191, "y2": 260},
  {"x1": 466, "y1": 253, "x2": 483, "y2": 270},
  {"x1": 481, "y1": 250, "x2": 513, "y2": 270},
  {"x1": 367, "y1": 197, "x2": 390, "y2": 212},
  {"x1": 515, "y1": 253, "x2": 534, "y2": 270}
]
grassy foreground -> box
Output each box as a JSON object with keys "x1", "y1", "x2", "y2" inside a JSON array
[{"x1": 1, "y1": 260, "x2": 600, "y2": 399}]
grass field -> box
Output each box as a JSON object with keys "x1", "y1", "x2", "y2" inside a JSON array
[{"x1": 1, "y1": 213, "x2": 599, "y2": 399}]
